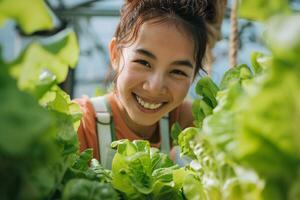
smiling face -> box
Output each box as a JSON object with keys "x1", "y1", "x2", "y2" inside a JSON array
[{"x1": 110, "y1": 20, "x2": 196, "y2": 127}]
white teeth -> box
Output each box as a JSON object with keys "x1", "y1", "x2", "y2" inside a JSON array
[{"x1": 136, "y1": 95, "x2": 163, "y2": 110}]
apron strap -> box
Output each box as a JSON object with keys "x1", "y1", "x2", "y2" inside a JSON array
[
  {"x1": 159, "y1": 113, "x2": 170, "y2": 154},
  {"x1": 90, "y1": 96, "x2": 115, "y2": 169}
]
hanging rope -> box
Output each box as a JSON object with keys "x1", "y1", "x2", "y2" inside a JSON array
[{"x1": 229, "y1": 0, "x2": 238, "y2": 67}]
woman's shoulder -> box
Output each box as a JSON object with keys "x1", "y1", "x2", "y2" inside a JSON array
[
  {"x1": 73, "y1": 96, "x2": 100, "y2": 159},
  {"x1": 73, "y1": 96, "x2": 97, "y2": 122},
  {"x1": 73, "y1": 94, "x2": 112, "y2": 119}
]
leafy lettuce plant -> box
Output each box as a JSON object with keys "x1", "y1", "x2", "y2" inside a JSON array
[
  {"x1": 60, "y1": 149, "x2": 119, "y2": 200},
  {"x1": 177, "y1": 127, "x2": 264, "y2": 200},
  {"x1": 187, "y1": 9, "x2": 300, "y2": 200},
  {"x1": 110, "y1": 139, "x2": 184, "y2": 199},
  {"x1": 234, "y1": 13, "x2": 300, "y2": 200},
  {"x1": 0, "y1": 1, "x2": 83, "y2": 199}
]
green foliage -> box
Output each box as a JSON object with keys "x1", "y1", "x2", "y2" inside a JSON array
[
  {"x1": 60, "y1": 150, "x2": 118, "y2": 199},
  {"x1": 239, "y1": 0, "x2": 291, "y2": 21},
  {"x1": 0, "y1": 2, "x2": 83, "y2": 199},
  {"x1": 289, "y1": 170, "x2": 300, "y2": 200},
  {"x1": 177, "y1": 129, "x2": 264, "y2": 200},
  {"x1": 234, "y1": 15, "x2": 300, "y2": 193},
  {"x1": 111, "y1": 139, "x2": 183, "y2": 199},
  {"x1": 195, "y1": 76, "x2": 219, "y2": 108},
  {"x1": 179, "y1": 4, "x2": 300, "y2": 200},
  {"x1": 188, "y1": 10, "x2": 300, "y2": 200},
  {"x1": 62, "y1": 179, "x2": 119, "y2": 200},
  {"x1": 220, "y1": 64, "x2": 253, "y2": 90},
  {"x1": 0, "y1": 0, "x2": 54, "y2": 34},
  {"x1": 0, "y1": 76, "x2": 55, "y2": 155},
  {"x1": 9, "y1": 31, "x2": 79, "y2": 98},
  {"x1": 183, "y1": 175, "x2": 208, "y2": 200},
  {"x1": 264, "y1": 14, "x2": 300, "y2": 64},
  {"x1": 178, "y1": 128, "x2": 199, "y2": 159},
  {"x1": 0, "y1": 57, "x2": 63, "y2": 199},
  {"x1": 171, "y1": 122, "x2": 182, "y2": 145},
  {"x1": 192, "y1": 76, "x2": 219, "y2": 128},
  {"x1": 192, "y1": 99, "x2": 213, "y2": 128}
]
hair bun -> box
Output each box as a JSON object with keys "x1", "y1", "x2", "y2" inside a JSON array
[
  {"x1": 180, "y1": 0, "x2": 227, "y2": 23},
  {"x1": 177, "y1": 0, "x2": 208, "y2": 17},
  {"x1": 205, "y1": 0, "x2": 227, "y2": 23}
]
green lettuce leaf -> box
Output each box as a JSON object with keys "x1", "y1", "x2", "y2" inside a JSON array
[
  {"x1": 62, "y1": 179, "x2": 119, "y2": 200},
  {"x1": 220, "y1": 64, "x2": 253, "y2": 90},
  {"x1": 192, "y1": 99, "x2": 213, "y2": 128},
  {"x1": 111, "y1": 140, "x2": 182, "y2": 199},
  {"x1": 178, "y1": 127, "x2": 199, "y2": 159},
  {"x1": 0, "y1": 0, "x2": 54, "y2": 34},
  {"x1": 9, "y1": 31, "x2": 79, "y2": 97},
  {"x1": 183, "y1": 174, "x2": 208, "y2": 200},
  {"x1": 195, "y1": 76, "x2": 219, "y2": 108}
]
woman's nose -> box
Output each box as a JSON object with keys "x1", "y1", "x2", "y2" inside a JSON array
[{"x1": 142, "y1": 74, "x2": 167, "y2": 95}]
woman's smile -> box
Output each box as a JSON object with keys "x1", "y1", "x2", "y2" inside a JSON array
[{"x1": 132, "y1": 92, "x2": 166, "y2": 113}]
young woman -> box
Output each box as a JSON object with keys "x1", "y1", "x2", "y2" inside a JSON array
[{"x1": 75, "y1": 0, "x2": 217, "y2": 168}]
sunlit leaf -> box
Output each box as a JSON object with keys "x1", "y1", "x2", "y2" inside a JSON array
[
  {"x1": 9, "y1": 31, "x2": 79, "y2": 95},
  {"x1": 183, "y1": 175, "x2": 208, "y2": 200},
  {"x1": 195, "y1": 76, "x2": 219, "y2": 108},
  {"x1": 239, "y1": 0, "x2": 290, "y2": 21},
  {"x1": 43, "y1": 31, "x2": 80, "y2": 68},
  {"x1": 0, "y1": 0, "x2": 54, "y2": 34}
]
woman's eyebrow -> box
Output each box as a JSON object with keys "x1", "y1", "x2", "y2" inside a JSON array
[
  {"x1": 135, "y1": 48, "x2": 156, "y2": 59},
  {"x1": 171, "y1": 60, "x2": 194, "y2": 69},
  {"x1": 135, "y1": 48, "x2": 194, "y2": 69}
]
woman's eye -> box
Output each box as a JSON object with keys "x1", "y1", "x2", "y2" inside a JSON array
[
  {"x1": 133, "y1": 59, "x2": 151, "y2": 68},
  {"x1": 171, "y1": 69, "x2": 188, "y2": 77}
]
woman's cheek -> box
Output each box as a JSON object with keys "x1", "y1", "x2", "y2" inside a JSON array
[{"x1": 174, "y1": 80, "x2": 191, "y2": 97}]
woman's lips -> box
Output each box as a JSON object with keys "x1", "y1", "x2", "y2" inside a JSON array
[{"x1": 132, "y1": 93, "x2": 167, "y2": 112}]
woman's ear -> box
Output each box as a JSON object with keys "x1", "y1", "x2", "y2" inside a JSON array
[{"x1": 108, "y1": 37, "x2": 119, "y2": 71}]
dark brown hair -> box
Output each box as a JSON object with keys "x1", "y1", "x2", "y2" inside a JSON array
[{"x1": 113, "y1": 0, "x2": 216, "y2": 79}]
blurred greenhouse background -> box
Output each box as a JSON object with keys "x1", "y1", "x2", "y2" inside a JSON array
[
  {"x1": 1, "y1": 0, "x2": 299, "y2": 99},
  {"x1": 1, "y1": 1, "x2": 300, "y2": 199}
]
